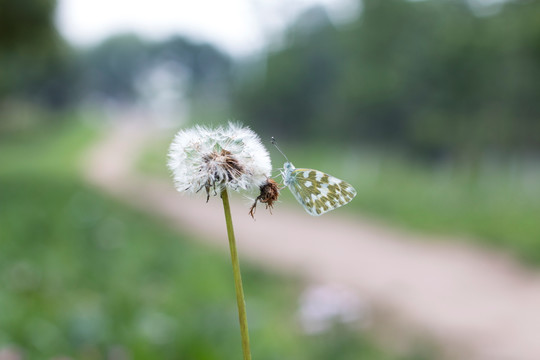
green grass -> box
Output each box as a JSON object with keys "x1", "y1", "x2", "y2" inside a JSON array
[
  {"x1": 137, "y1": 132, "x2": 174, "y2": 178},
  {"x1": 0, "y1": 117, "x2": 97, "y2": 177},
  {"x1": 0, "y1": 118, "x2": 427, "y2": 359},
  {"x1": 138, "y1": 134, "x2": 540, "y2": 264}
]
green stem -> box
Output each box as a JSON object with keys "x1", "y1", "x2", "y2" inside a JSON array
[{"x1": 221, "y1": 188, "x2": 252, "y2": 360}]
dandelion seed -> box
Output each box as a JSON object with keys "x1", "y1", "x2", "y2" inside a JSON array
[{"x1": 167, "y1": 122, "x2": 271, "y2": 200}]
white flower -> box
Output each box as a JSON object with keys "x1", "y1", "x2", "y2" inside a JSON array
[{"x1": 167, "y1": 122, "x2": 271, "y2": 199}]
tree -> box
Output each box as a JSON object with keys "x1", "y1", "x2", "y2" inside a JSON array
[
  {"x1": 0, "y1": 0, "x2": 76, "y2": 107},
  {"x1": 233, "y1": 0, "x2": 540, "y2": 160}
]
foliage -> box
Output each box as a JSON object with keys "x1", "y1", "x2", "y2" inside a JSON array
[
  {"x1": 80, "y1": 34, "x2": 231, "y2": 104},
  {"x1": 234, "y1": 0, "x2": 540, "y2": 161},
  {"x1": 0, "y1": 0, "x2": 79, "y2": 108},
  {"x1": 0, "y1": 0, "x2": 232, "y2": 120}
]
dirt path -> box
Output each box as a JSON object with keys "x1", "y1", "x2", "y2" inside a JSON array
[{"x1": 83, "y1": 121, "x2": 540, "y2": 360}]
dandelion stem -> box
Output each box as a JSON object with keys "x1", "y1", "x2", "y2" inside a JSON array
[{"x1": 221, "y1": 188, "x2": 252, "y2": 360}]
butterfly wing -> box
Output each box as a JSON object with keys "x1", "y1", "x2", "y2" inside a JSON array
[{"x1": 287, "y1": 168, "x2": 357, "y2": 216}]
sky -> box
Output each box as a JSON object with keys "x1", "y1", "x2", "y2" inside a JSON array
[{"x1": 56, "y1": 0, "x2": 359, "y2": 57}]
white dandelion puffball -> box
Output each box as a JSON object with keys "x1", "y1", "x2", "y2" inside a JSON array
[{"x1": 167, "y1": 122, "x2": 272, "y2": 198}]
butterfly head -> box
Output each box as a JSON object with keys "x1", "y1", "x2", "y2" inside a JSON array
[
  {"x1": 283, "y1": 161, "x2": 295, "y2": 171},
  {"x1": 281, "y1": 161, "x2": 295, "y2": 185}
]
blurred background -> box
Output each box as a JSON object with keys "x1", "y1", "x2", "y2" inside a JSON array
[{"x1": 1, "y1": 0, "x2": 540, "y2": 359}]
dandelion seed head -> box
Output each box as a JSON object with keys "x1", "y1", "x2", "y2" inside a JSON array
[{"x1": 167, "y1": 122, "x2": 271, "y2": 198}]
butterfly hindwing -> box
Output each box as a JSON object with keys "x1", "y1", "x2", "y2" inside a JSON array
[{"x1": 288, "y1": 168, "x2": 357, "y2": 216}]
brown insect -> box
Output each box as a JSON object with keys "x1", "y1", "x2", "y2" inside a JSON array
[{"x1": 249, "y1": 178, "x2": 280, "y2": 219}]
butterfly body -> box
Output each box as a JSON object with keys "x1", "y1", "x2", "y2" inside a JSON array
[{"x1": 281, "y1": 161, "x2": 357, "y2": 216}]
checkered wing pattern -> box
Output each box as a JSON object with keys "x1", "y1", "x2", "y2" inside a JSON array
[{"x1": 287, "y1": 168, "x2": 357, "y2": 216}]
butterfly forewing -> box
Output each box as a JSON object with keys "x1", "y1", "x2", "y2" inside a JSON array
[{"x1": 288, "y1": 168, "x2": 357, "y2": 216}]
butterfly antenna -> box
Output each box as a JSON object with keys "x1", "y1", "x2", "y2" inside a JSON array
[{"x1": 271, "y1": 137, "x2": 289, "y2": 162}]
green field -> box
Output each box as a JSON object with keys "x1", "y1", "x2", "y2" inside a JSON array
[
  {"x1": 139, "y1": 131, "x2": 540, "y2": 264},
  {"x1": 0, "y1": 118, "x2": 428, "y2": 359}
]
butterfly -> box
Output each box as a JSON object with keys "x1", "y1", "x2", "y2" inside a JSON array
[{"x1": 272, "y1": 138, "x2": 357, "y2": 216}]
